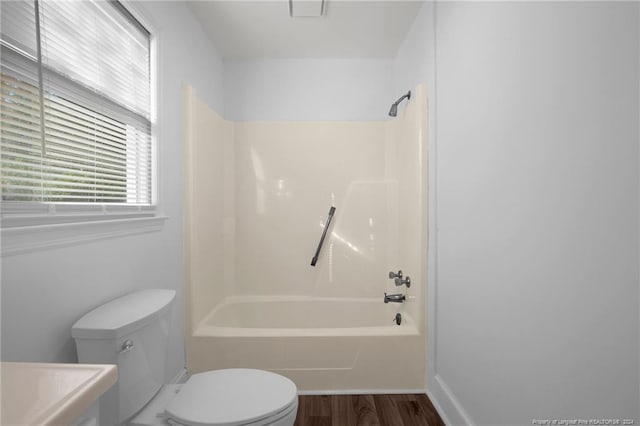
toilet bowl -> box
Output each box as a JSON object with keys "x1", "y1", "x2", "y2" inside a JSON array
[
  {"x1": 130, "y1": 369, "x2": 298, "y2": 426},
  {"x1": 71, "y1": 290, "x2": 298, "y2": 426}
]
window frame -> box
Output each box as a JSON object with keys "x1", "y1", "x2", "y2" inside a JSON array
[{"x1": 1, "y1": 0, "x2": 165, "y2": 255}]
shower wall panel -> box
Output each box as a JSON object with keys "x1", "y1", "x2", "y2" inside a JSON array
[
  {"x1": 183, "y1": 86, "x2": 235, "y2": 333},
  {"x1": 233, "y1": 121, "x2": 391, "y2": 297},
  {"x1": 385, "y1": 84, "x2": 428, "y2": 330}
]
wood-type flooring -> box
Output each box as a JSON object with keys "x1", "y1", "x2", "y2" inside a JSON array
[{"x1": 294, "y1": 394, "x2": 445, "y2": 426}]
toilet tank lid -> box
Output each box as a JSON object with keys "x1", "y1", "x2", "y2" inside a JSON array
[{"x1": 72, "y1": 289, "x2": 176, "y2": 339}]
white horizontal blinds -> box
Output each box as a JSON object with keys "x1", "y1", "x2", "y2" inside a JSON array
[
  {"x1": 0, "y1": 0, "x2": 38, "y2": 57},
  {"x1": 0, "y1": 0, "x2": 43, "y2": 202},
  {"x1": 39, "y1": 0, "x2": 150, "y2": 119},
  {"x1": 1, "y1": 50, "x2": 43, "y2": 202},
  {"x1": 39, "y1": 0, "x2": 151, "y2": 204},
  {"x1": 0, "y1": 0, "x2": 152, "y2": 205},
  {"x1": 42, "y1": 88, "x2": 128, "y2": 202}
]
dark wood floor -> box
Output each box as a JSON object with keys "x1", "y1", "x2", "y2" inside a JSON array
[{"x1": 294, "y1": 394, "x2": 445, "y2": 426}]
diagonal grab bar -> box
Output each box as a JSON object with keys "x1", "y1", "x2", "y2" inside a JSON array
[{"x1": 310, "y1": 206, "x2": 336, "y2": 266}]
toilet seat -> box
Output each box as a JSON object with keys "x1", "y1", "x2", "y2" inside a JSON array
[{"x1": 165, "y1": 369, "x2": 298, "y2": 426}]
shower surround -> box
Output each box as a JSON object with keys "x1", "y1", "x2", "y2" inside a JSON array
[{"x1": 183, "y1": 85, "x2": 428, "y2": 392}]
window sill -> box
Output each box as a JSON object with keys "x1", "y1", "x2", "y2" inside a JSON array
[{"x1": 1, "y1": 214, "x2": 168, "y2": 256}]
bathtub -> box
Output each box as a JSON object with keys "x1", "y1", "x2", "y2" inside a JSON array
[
  {"x1": 188, "y1": 296, "x2": 425, "y2": 392},
  {"x1": 195, "y1": 296, "x2": 418, "y2": 337}
]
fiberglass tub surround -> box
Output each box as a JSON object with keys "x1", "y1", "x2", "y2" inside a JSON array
[{"x1": 184, "y1": 84, "x2": 428, "y2": 392}]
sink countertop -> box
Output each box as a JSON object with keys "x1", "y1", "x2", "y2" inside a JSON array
[{"x1": 1, "y1": 362, "x2": 117, "y2": 426}]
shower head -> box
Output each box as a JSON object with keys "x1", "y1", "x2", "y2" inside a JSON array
[{"x1": 388, "y1": 90, "x2": 411, "y2": 117}]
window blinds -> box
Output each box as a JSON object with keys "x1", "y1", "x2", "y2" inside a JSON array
[{"x1": 0, "y1": 0, "x2": 152, "y2": 205}]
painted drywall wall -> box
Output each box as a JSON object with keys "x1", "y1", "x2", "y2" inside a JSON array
[
  {"x1": 432, "y1": 2, "x2": 640, "y2": 424},
  {"x1": 224, "y1": 58, "x2": 394, "y2": 121},
  {"x1": 391, "y1": 2, "x2": 434, "y2": 107},
  {"x1": 0, "y1": 0, "x2": 225, "y2": 383}
]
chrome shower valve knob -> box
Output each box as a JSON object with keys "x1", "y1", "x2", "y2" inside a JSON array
[
  {"x1": 388, "y1": 270, "x2": 403, "y2": 279},
  {"x1": 394, "y1": 276, "x2": 411, "y2": 288}
]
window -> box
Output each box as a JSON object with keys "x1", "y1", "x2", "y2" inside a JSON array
[{"x1": 1, "y1": 0, "x2": 152, "y2": 212}]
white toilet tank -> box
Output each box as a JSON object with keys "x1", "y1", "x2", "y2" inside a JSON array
[{"x1": 72, "y1": 289, "x2": 176, "y2": 426}]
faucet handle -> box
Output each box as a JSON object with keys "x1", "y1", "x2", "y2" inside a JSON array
[
  {"x1": 394, "y1": 276, "x2": 411, "y2": 288},
  {"x1": 388, "y1": 270, "x2": 403, "y2": 279}
]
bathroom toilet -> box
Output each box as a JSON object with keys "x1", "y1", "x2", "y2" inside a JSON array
[{"x1": 71, "y1": 289, "x2": 298, "y2": 426}]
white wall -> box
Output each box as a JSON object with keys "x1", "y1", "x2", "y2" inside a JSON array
[
  {"x1": 224, "y1": 58, "x2": 393, "y2": 121},
  {"x1": 431, "y1": 2, "x2": 640, "y2": 425},
  {"x1": 0, "y1": 0, "x2": 225, "y2": 383},
  {"x1": 391, "y1": 2, "x2": 434, "y2": 105}
]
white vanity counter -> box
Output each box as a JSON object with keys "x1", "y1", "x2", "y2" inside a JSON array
[{"x1": 1, "y1": 362, "x2": 117, "y2": 426}]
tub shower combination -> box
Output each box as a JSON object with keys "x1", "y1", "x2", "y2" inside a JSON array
[{"x1": 184, "y1": 85, "x2": 428, "y2": 392}]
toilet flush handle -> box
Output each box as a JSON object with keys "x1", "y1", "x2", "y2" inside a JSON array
[{"x1": 118, "y1": 339, "x2": 134, "y2": 354}]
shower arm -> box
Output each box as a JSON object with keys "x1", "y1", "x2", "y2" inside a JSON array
[
  {"x1": 388, "y1": 90, "x2": 411, "y2": 117},
  {"x1": 310, "y1": 206, "x2": 336, "y2": 267}
]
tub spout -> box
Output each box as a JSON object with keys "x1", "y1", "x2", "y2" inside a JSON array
[{"x1": 384, "y1": 293, "x2": 405, "y2": 303}]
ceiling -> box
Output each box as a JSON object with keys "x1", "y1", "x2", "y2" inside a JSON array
[{"x1": 187, "y1": 1, "x2": 424, "y2": 59}]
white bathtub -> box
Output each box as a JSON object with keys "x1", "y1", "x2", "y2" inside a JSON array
[
  {"x1": 188, "y1": 296, "x2": 425, "y2": 392},
  {"x1": 195, "y1": 296, "x2": 418, "y2": 337}
]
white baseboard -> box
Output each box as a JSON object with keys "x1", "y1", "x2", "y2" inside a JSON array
[
  {"x1": 297, "y1": 388, "x2": 426, "y2": 396},
  {"x1": 170, "y1": 368, "x2": 188, "y2": 384},
  {"x1": 427, "y1": 374, "x2": 474, "y2": 426},
  {"x1": 426, "y1": 387, "x2": 452, "y2": 425}
]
